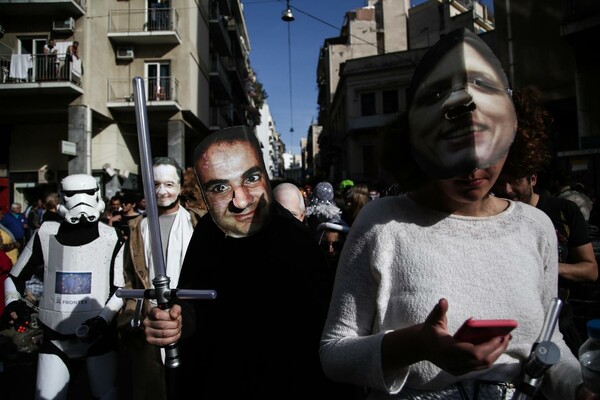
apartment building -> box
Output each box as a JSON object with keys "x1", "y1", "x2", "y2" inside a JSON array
[
  {"x1": 254, "y1": 101, "x2": 284, "y2": 181},
  {"x1": 304, "y1": 123, "x2": 321, "y2": 180},
  {"x1": 0, "y1": 0, "x2": 256, "y2": 210}
]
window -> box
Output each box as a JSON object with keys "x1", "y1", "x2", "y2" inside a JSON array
[
  {"x1": 145, "y1": 61, "x2": 171, "y2": 100},
  {"x1": 361, "y1": 92, "x2": 376, "y2": 116},
  {"x1": 382, "y1": 89, "x2": 399, "y2": 114},
  {"x1": 147, "y1": 0, "x2": 171, "y2": 31},
  {"x1": 18, "y1": 37, "x2": 47, "y2": 55}
]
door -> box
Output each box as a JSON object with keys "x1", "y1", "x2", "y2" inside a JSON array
[
  {"x1": 145, "y1": 62, "x2": 170, "y2": 101},
  {"x1": 147, "y1": 0, "x2": 171, "y2": 31}
]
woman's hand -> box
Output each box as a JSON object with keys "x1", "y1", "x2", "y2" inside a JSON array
[
  {"x1": 423, "y1": 299, "x2": 512, "y2": 376},
  {"x1": 143, "y1": 304, "x2": 182, "y2": 346},
  {"x1": 382, "y1": 299, "x2": 512, "y2": 377}
]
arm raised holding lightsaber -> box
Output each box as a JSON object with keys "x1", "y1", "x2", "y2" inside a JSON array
[{"x1": 115, "y1": 76, "x2": 216, "y2": 369}]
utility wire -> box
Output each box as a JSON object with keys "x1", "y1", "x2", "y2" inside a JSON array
[
  {"x1": 287, "y1": 19, "x2": 294, "y2": 155},
  {"x1": 245, "y1": 1, "x2": 421, "y2": 63},
  {"x1": 290, "y1": 5, "x2": 416, "y2": 62}
]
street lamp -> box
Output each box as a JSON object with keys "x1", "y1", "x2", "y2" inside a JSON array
[{"x1": 282, "y1": 0, "x2": 294, "y2": 22}]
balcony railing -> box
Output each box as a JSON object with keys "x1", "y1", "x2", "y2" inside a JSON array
[
  {"x1": 107, "y1": 77, "x2": 179, "y2": 103},
  {"x1": 108, "y1": 8, "x2": 179, "y2": 33},
  {"x1": 0, "y1": 0, "x2": 86, "y2": 16},
  {"x1": 0, "y1": 53, "x2": 81, "y2": 84}
]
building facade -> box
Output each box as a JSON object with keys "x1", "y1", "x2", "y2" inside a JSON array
[
  {"x1": 0, "y1": 0, "x2": 257, "y2": 210},
  {"x1": 255, "y1": 101, "x2": 284, "y2": 180}
]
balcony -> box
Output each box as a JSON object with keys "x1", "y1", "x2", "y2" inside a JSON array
[
  {"x1": 0, "y1": 0, "x2": 85, "y2": 17},
  {"x1": 210, "y1": 55, "x2": 232, "y2": 100},
  {"x1": 209, "y1": 13, "x2": 232, "y2": 56},
  {"x1": 222, "y1": 56, "x2": 250, "y2": 105},
  {"x1": 0, "y1": 52, "x2": 83, "y2": 96},
  {"x1": 209, "y1": 105, "x2": 232, "y2": 131},
  {"x1": 108, "y1": 8, "x2": 181, "y2": 45},
  {"x1": 209, "y1": 1, "x2": 232, "y2": 56},
  {"x1": 107, "y1": 77, "x2": 181, "y2": 111}
]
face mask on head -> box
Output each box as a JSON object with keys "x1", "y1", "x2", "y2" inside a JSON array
[
  {"x1": 407, "y1": 28, "x2": 516, "y2": 179},
  {"x1": 194, "y1": 126, "x2": 273, "y2": 238}
]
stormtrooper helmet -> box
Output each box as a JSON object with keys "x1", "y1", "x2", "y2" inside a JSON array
[{"x1": 58, "y1": 174, "x2": 105, "y2": 224}]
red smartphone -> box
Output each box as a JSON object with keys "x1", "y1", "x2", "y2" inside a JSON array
[{"x1": 454, "y1": 318, "x2": 518, "y2": 345}]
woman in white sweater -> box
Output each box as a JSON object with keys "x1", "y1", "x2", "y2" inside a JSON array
[{"x1": 320, "y1": 28, "x2": 592, "y2": 400}]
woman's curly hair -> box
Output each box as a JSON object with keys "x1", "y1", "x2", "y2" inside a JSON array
[{"x1": 503, "y1": 85, "x2": 554, "y2": 178}]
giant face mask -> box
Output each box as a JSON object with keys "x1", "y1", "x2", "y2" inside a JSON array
[
  {"x1": 153, "y1": 163, "x2": 181, "y2": 209},
  {"x1": 408, "y1": 28, "x2": 516, "y2": 179},
  {"x1": 194, "y1": 126, "x2": 272, "y2": 238}
]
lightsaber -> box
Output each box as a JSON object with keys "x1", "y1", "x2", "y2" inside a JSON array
[
  {"x1": 115, "y1": 76, "x2": 216, "y2": 369},
  {"x1": 512, "y1": 297, "x2": 562, "y2": 400}
]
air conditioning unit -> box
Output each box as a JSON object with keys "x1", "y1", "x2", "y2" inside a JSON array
[
  {"x1": 52, "y1": 17, "x2": 75, "y2": 32},
  {"x1": 116, "y1": 47, "x2": 135, "y2": 61}
]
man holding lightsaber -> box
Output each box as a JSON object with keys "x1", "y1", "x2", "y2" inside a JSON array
[{"x1": 143, "y1": 125, "x2": 357, "y2": 398}]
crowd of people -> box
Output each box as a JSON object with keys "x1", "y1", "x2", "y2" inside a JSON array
[{"x1": 1, "y1": 26, "x2": 599, "y2": 400}]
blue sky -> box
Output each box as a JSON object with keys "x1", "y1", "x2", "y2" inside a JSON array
[{"x1": 242, "y1": 0, "x2": 494, "y2": 155}]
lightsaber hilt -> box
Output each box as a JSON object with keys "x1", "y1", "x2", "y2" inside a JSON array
[
  {"x1": 512, "y1": 340, "x2": 561, "y2": 400},
  {"x1": 117, "y1": 286, "x2": 217, "y2": 331},
  {"x1": 152, "y1": 275, "x2": 180, "y2": 368},
  {"x1": 512, "y1": 298, "x2": 563, "y2": 400}
]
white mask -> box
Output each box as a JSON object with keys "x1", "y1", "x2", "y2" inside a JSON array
[
  {"x1": 153, "y1": 164, "x2": 181, "y2": 209},
  {"x1": 58, "y1": 174, "x2": 105, "y2": 224}
]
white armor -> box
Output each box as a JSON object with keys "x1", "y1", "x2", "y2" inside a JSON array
[{"x1": 33, "y1": 221, "x2": 125, "y2": 333}]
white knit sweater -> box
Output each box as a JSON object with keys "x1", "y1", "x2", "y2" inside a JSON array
[{"x1": 320, "y1": 195, "x2": 582, "y2": 400}]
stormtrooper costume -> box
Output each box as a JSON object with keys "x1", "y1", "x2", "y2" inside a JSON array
[{"x1": 3, "y1": 174, "x2": 125, "y2": 400}]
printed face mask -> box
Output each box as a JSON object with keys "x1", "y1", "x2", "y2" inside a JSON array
[
  {"x1": 153, "y1": 164, "x2": 181, "y2": 208},
  {"x1": 194, "y1": 127, "x2": 273, "y2": 238},
  {"x1": 408, "y1": 29, "x2": 516, "y2": 179}
]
